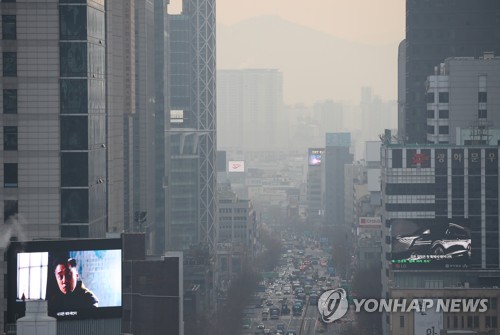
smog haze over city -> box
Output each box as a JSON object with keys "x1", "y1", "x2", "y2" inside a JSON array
[{"x1": 3, "y1": 1, "x2": 500, "y2": 335}]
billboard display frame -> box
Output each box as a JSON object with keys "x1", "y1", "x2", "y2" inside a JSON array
[
  {"x1": 390, "y1": 218, "x2": 471, "y2": 270},
  {"x1": 228, "y1": 160, "x2": 245, "y2": 172},
  {"x1": 7, "y1": 238, "x2": 122, "y2": 321},
  {"x1": 308, "y1": 148, "x2": 324, "y2": 166}
]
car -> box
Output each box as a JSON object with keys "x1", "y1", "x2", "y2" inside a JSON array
[
  {"x1": 266, "y1": 300, "x2": 274, "y2": 306},
  {"x1": 264, "y1": 329, "x2": 271, "y2": 334},
  {"x1": 257, "y1": 323, "x2": 265, "y2": 330},
  {"x1": 392, "y1": 223, "x2": 471, "y2": 260}
]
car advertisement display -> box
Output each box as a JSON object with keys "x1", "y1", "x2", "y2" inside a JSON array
[{"x1": 391, "y1": 218, "x2": 471, "y2": 270}]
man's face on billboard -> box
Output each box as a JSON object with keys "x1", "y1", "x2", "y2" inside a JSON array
[{"x1": 55, "y1": 263, "x2": 77, "y2": 294}]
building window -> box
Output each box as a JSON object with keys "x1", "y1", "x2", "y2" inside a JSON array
[
  {"x1": 427, "y1": 110, "x2": 434, "y2": 118},
  {"x1": 4, "y1": 163, "x2": 17, "y2": 188},
  {"x1": 400, "y1": 315, "x2": 404, "y2": 327},
  {"x1": 439, "y1": 92, "x2": 449, "y2": 103},
  {"x1": 478, "y1": 109, "x2": 487, "y2": 119},
  {"x1": 491, "y1": 298, "x2": 497, "y2": 310},
  {"x1": 426, "y1": 92, "x2": 435, "y2": 103},
  {"x1": 478, "y1": 92, "x2": 487, "y2": 103},
  {"x1": 4, "y1": 199, "x2": 17, "y2": 222},
  {"x1": 2, "y1": 52, "x2": 16, "y2": 77},
  {"x1": 3, "y1": 126, "x2": 17, "y2": 150},
  {"x1": 427, "y1": 125, "x2": 435, "y2": 134},
  {"x1": 2, "y1": 15, "x2": 16, "y2": 40},
  {"x1": 439, "y1": 126, "x2": 449, "y2": 135},
  {"x1": 17, "y1": 252, "x2": 48, "y2": 300},
  {"x1": 3, "y1": 89, "x2": 17, "y2": 114},
  {"x1": 439, "y1": 110, "x2": 449, "y2": 119}
]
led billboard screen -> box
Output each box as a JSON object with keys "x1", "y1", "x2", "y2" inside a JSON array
[
  {"x1": 7, "y1": 238, "x2": 122, "y2": 321},
  {"x1": 391, "y1": 219, "x2": 471, "y2": 270},
  {"x1": 228, "y1": 160, "x2": 245, "y2": 172},
  {"x1": 308, "y1": 148, "x2": 324, "y2": 166}
]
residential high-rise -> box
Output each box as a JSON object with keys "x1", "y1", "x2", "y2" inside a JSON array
[
  {"x1": 403, "y1": 0, "x2": 500, "y2": 143},
  {"x1": 217, "y1": 69, "x2": 285, "y2": 152},
  {"x1": 167, "y1": 0, "x2": 217, "y2": 252}
]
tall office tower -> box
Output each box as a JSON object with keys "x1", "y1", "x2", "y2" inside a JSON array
[
  {"x1": 132, "y1": 0, "x2": 170, "y2": 254},
  {"x1": 106, "y1": 0, "x2": 136, "y2": 234},
  {"x1": 153, "y1": 0, "x2": 169, "y2": 254},
  {"x1": 0, "y1": 1, "x2": 107, "y2": 239},
  {"x1": 403, "y1": 0, "x2": 500, "y2": 144},
  {"x1": 397, "y1": 40, "x2": 406, "y2": 140},
  {"x1": 0, "y1": 0, "x2": 108, "y2": 329},
  {"x1": 324, "y1": 133, "x2": 353, "y2": 227},
  {"x1": 167, "y1": 0, "x2": 217, "y2": 252},
  {"x1": 426, "y1": 54, "x2": 500, "y2": 145},
  {"x1": 217, "y1": 69, "x2": 285, "y2": 153},
  {"x1": 306, "y1": 148, "x2": 325, "y2": 225}
]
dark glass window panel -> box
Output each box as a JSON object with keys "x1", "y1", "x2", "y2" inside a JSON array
[
  {"x1": 452, "y1": 199, "x2": 464, "y2": 215},
  {"x1": 486, "y1": 234, "x2": 499, "y2": 248},
  {"x1": 435, "y1": 176, "x2": 447, "y2": 198},
  {"x1": 61, "y1": 189, "x2": 88, "y2": 223},
  {"x1": 478, "y1": 109, "x2": 487, "y2": 119},
  {"x1": 438, "y1": 110, "x2": 449, "y2": 118},
  {"x1": 61, "y1": 115, "x2": 87, "y2": 149},
  {"x1": 60, "y1": 42, "x2": 87, "y2": 77},
  {"x1": 485, "y1": 149, "x2": 498, "y2": 175},
  {"x1": 61, "y1": 152, "x2": 88, "y2": 187},
  {"x1": 486, "y1": 217, "x2": 498, "y2": 231},
  {"x1": 2, "y1": 52, "x2": 16, "y2": 77},
  {"x1": 427, "y1": 125, "x2": 434, "y2": 134},
  {"x1": 486, "y1": 250, "x2": 499, "y2": 268},
  {"x1": 426, "y1": 110, "x2": 434, "y2": 118},
  {"x1": 439, "y1": 125, "x2": 449, "y2": 134},
  {"x1": 469, "y1": 200, "x2": 481, "y2": 216},
  {"x1": 485, "y1": 176, "x2": 498, "y2": 199},
  {"x1": 435, "y1": 149, "x2": 447, "y2": 175},
  {"x1": 452, "y1": 176, "x2": 464, "y2": 198},
  {"x1": 3, "y1": 126, "x2": 17, "y2": 151},
  {"x1": 392, "y1": 149, "x2": 402, "y2": 168},
  {"x1": 4, "y1": 163, "x2": 17, "y2": 188},
  {"x1": 406, "y1": 149, "x2": 417, "y2": 167},
  {"x1": 59, "y1": 5, "x2": 86, "y2": 40},
  {"x1": 59, "y1": 0, "x2": 86, "y2": 3},
  {"x1": 426, "y1": 92, "x2": 435, "y2": 103},
  {"x1": 3, "y1": 89, "x2": 17, "y2": 114},
  {"x1": 468, "y1": 149, "x2": 481, "y2": 175},
  {"x1": 435, "y1": 200, "x2": 447, "y2": 215},
  {"x1": 451, "y1": 149, "x2": 464, "y2": 175},
  {"x1": 60, "y1": 79, "x2": 88, "y2": 114},
  {"x1": 439, "y1": 92, "x2": 449, "y2": 103},
  {"x1": 478, "y1": 92, "x2": 487, "y2": 103},
  {"x1": 469, "y1": 176, "x2": 481, "y2": 196},
  {"x1": 486, "y1": 200, "x2": 498, "y2": 215},
  {"x1": 4, "y1": 200, "x2": 17, "y2": 222},
  {"x1": 2, "y1": 15, "x2": 16, "y2": 40},
  {"x1": 61, "y1": 225, "x2": 89, "y2": 238}
]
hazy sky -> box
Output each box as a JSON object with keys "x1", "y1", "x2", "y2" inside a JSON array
[
  {"x1": 170, "y1": 0, "x2": 404, "y2": 44},
  {"x1": 169, "y1": 0, "x2": 405, "y2": 104}
]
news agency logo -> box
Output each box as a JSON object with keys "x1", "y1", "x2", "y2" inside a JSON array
[
  {"x1": 317, "y1": 288, "x2": 349, "y2": 323},
  {"x1": 317, "y1": 289, "x2": 488, "y2": 324}
]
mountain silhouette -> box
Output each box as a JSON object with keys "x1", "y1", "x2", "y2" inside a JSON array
[{"x1": 217, "y1": 15, "x2": 399, "y2": 105}]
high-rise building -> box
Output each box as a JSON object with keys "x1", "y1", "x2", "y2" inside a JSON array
[
  {"x1": 217, "y1": 69, "x2": 285, "y2": 152},
  {"x1": 167, "y1": 0, "x2": 217, "y2": 253},
  {"x1": 324, "y1": 133, "x2": 353, "y2": 227},
  {"x1": 0, "y1": 0, "x2": 107, "y2": 239},
  {"x1": 380, "y1": 141, "x2": 500, "y2": 334},
  {"x1": 306, "y1": 148, "x2": 325, "y2": 225},
  {"x1": 402, "y1": 0, "x2": 500, "y2": 143},
  {"x1": 426, "y1": 54, "x2": 500, "y2": 145}
]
